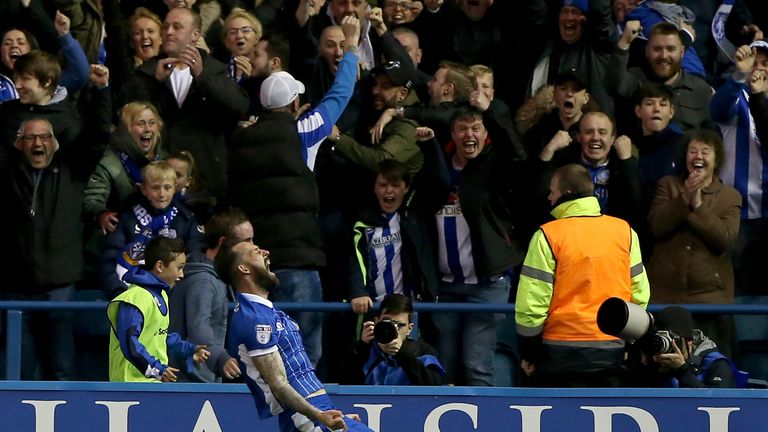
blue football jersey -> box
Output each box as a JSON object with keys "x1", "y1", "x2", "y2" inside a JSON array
[{"x1": 227, "y1": 292, "x2": 324, "y2": 419}]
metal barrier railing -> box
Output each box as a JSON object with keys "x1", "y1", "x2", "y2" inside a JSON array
[{"x1": 3, "y1": 300, "x2": 768, "y2": 380}]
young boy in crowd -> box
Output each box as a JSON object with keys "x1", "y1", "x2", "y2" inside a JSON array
[
  {"x1": 631, "y1": 83, "x2": 685, "y2": 257},
  {"x1": 166, "y1": 150, "x2": 216, "y2": 224},
  {"x1": 340, "y1": 293, "x2": 445, "y2": 385},
  {"x1": 347, "y1": 157, "x2": 442, "y2": 315},
  {"x1": 107, "y1": 236, "x2": 209, "y2": 382},
  {"x1": 632, "y1": 83, "x2": 684, "y2": 205},
  {"x1": 100, "y1": 160, "x2": 205, "y2": 300}
]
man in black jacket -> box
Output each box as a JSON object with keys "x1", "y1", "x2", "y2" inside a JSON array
[
  {"x1": 118, "y1": 6, "x2": 249, "y2": 201},
  {"x1": 430, "y1": 105, "x2": 527, "y2": 386},
  {"x1": 536, "y1": 111, "x2": 642, "y2": 227},
  {"x1": 0, "y1": 66, "x2": 111, "y2": 380}
]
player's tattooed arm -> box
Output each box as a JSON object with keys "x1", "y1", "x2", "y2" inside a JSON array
[{"x1": 252, "y1": 351, "x2": 324, "y2": 419}]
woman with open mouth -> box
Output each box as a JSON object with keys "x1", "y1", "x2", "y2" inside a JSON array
[
  {"x1": 221, "y1": 8, "x2": 262, "y2": 85},
  {"x1": 128, "y1": 7, "x2": 163, "y2": 68},
  {"x1": 84, "y1": 101, "x2": 167, "y2": 237},
  {"x1": 1, "y1": 18, "x2": 89, "y2": 97},
  {"x1": 647, "y1": 129, "x2": 742, "y2": 358}
]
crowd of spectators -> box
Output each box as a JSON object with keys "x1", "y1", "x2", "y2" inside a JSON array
[{"x1": 1, "y1": 0, "x2": 767, "y2": 387}]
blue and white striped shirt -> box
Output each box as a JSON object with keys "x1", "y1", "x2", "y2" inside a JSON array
[
  {"x1": 436, "y1": 166, "x2": 477, "y2": 284},
  {"x1": 712, "y1": 78, "x2": 767, "y2": 219},
  {"x1": 365, "y1": 213, "x2": 404, "y2": 301},
  {"x1": 296, "y1": 50, "x2": 358, "y2": 171},
  {"x1": 227, "y1": 292, "x2": 323, "y2": 420}
]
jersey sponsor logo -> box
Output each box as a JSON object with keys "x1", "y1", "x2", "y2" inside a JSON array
[
  {"x1": 436, "y1": 203, "x2": 462, "y2": 216},
  {"x1": 155, "y1": 327, "x2": 168, "y2": 336},
  {"x1": 370, "y1": 232, "x2": 401, "y2": 248},
  {"x1": 255, "y1": 324, "x2": 272, "y2": 344}
]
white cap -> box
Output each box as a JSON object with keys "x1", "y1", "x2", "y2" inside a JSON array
[
  {"x1": 750, "y1": 39, "x2": 768, "y2": 53},
  {"x1": 260, "y1": 71, "x2": 306, "y2": 109}
]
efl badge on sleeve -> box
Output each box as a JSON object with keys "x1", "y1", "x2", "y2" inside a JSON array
[{"x1": 255, "y1": 324, "x2": 272, "y2": 344}]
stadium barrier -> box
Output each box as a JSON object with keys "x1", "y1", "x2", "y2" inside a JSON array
[
  {"x1": 3, "y1": 300, "x2": 768, "y2": 380},
  {"x1": 2, "y1": 302, "x2": 768, "y2": 431},
  {"x1": 0, "y1": 381, "x2": 766, "y2": 431}
]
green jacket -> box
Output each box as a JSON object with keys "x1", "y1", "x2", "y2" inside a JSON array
[
  {"x1": 334, "y1": 90, "x2": 423, "y2": 175},
  {"x1": 83, "y1": 131, "x2": 166, "y2": 221}
]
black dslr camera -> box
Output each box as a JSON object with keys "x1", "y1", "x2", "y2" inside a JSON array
[
  {"x1": 597, "y1": 297, "x2": 681, "y2": 355},
  {"x1": 652, "y1": 330, "x2": 682, "y2": 354},
  {"x1": 373, "y1": 318, "x2": 402, "y2": 344}
]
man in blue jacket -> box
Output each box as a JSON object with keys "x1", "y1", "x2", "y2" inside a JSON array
[
  {"x1": 107, "y1": 237, "x2": 209, "y2": 382},
  {"x1": 710, "y1": 39, "x2": 768, "y2": 381},
  {"x1": 340, "y1": 293, "x2": 446, "y2": 385}
]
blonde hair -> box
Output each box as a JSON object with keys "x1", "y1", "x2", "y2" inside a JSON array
[
  {"x1": 470, "y1": 64, "x2": 493, "y2": 86},
  {"x1": 119, "y1": 101, "x2": 163, "y2": 144},
  {"x1": 222, "y1": 8, "x2": 263, "y2": 41},
  {"x1": 439, "y1": 60, "x2": 476, "y2": 100},
  {"x1": 141, "y1": 160, "x2": 177, "y2": 185},
  {"x1": 128, "y1": 7, "x2": 162, "y2": 47}
]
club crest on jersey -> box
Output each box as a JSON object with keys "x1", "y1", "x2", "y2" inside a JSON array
[
  {"x1": 255, "y1": 324, "x2": 272, "y2": 344},
  {"x1": 276, "y1": 322, "x2": 285, "y2": 332}
]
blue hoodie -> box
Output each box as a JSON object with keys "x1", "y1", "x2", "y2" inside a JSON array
[{"x1": 114, "y1": 268, "x2": 197, "y2": 378}]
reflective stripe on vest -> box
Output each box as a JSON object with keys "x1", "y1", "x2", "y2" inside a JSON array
[{"x1": 540, "y1": 215, "x2": 633, "y2": 342}]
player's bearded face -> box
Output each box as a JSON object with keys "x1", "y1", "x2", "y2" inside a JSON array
[{"x1": 252, "y1": 260, "x2": 279, "y2": 292}]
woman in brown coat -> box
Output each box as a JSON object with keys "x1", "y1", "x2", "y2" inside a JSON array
[{"x1": 647, "y1": 129, "x2": 741, "y2": 355}]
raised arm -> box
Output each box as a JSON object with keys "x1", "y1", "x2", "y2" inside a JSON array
[
  {"x1": 53, "y1": 11, "x2": 90, "y2": 94},
  {"x1": 586, "y1": 0, "x2": 620, "y2": 53},
  {"x1": 297, "y1": 15, "x2": 361, "y2": 164},
  {"x1": 605, "y1": 21, "x2": 644, "y2": 98},
  {"x1": 334, "y1": 119, "x2": 421, "y2": 173},
  {"x1": 711, "y1": 45, "x2": 755, "y2": 122}
]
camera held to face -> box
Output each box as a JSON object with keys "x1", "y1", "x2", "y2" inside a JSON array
[
  {"x1": 373, "y1": 318, "x2": 401, "y2": 344},
  {"x1": 653, "y1": 330, "x2": 682, "y2": 354}
]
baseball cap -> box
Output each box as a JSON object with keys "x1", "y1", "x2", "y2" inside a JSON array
[
  {"x1": 561, "y1": 0, "x2": 588, "y2": 14},
  {"x1": 260, "y1": 71, "x2": 306, "y2": 109},
  {"x1": 750, "y1": 39, "x2": 768, "y2": 54},
  {"x1": 372, "y1": 60, "x2": 414, "y2": 90},
  {"x1": 554, "y1": 69, "x2": 588, "y2": 91},
  {"x1": 654, "y1": 306, "x2": 695, "y2": 338}
]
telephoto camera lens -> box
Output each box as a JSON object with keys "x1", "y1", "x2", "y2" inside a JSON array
[{"x1": 373, "y1": 319, "x2": 399, "y2": 344}]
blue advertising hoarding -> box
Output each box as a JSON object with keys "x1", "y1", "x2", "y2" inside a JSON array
[{"x1": 0, "y1": 382, "x2": 766, "y2": 431}]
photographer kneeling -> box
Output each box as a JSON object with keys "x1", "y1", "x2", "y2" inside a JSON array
[
  {"x1": 339, "y1": 294, "x2": 446, "y2": 385},
  {"x1": 626, "y1": 306, "x2": 747, "y2": 388}
]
